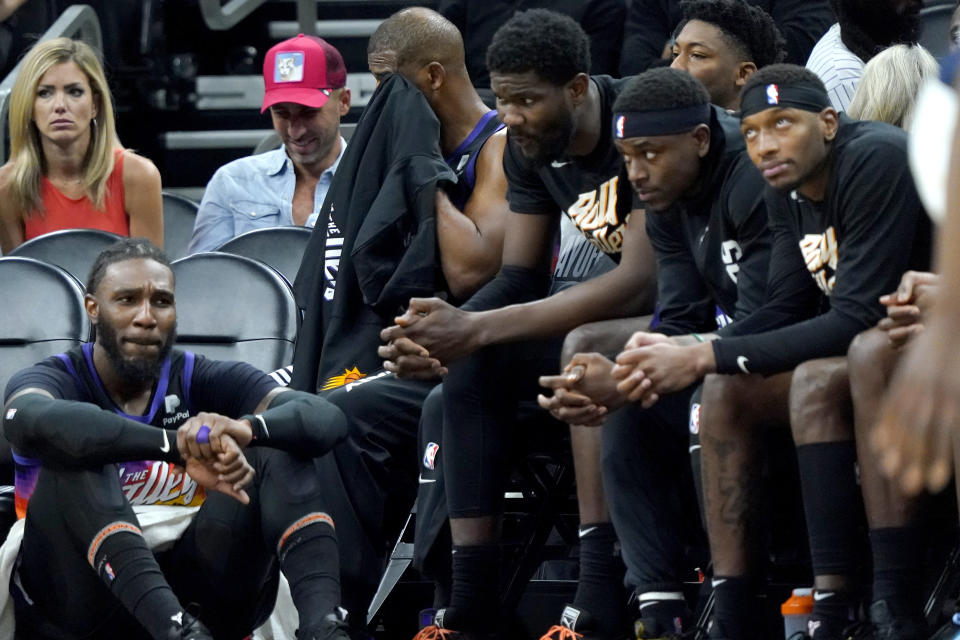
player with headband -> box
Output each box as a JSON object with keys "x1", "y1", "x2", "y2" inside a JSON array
[
  {"x1": 537, "y1": 66, "x2": 773, "y2": 639},
  {"x1": 608, "y1": 64, "x2": 931, "y2": 639}
]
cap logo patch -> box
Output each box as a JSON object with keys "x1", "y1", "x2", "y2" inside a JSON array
[
  {"x1": 615, "y1": 115, "x2": 625, "y2": 139},
  {"x1": 766, "y1": 84, "x2": 780, "y2": 105},
  {"x1": 275, "y1": 52, "x2": 305, "y2": 83}
]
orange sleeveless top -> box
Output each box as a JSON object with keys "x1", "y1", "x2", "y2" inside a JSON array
[{"x1": 24, "y1": 149, "x2": 128, "y2": 241}]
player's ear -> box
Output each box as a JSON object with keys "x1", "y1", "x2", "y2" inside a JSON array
[
  {"x1": 567, "y1": 73, "x2": 590, "y2": 106},
  {"x1": 693, "y1": 123, "x2": 711, "y2": 157},
  {"x1": 84, "y1": 293, "x2": 100, "y2": 325},
  {"x1": 426, "y1": 61, "x2": 445, "y2": 91},
  {"x1": 735, "y1": 61, "x2": 757, "y2": 89},
  {"x1": 819, "y1": 107, "x2": 839, "y2": 142}
]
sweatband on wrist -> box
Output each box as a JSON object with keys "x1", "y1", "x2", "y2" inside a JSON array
[
  {"x1": 613, "y1": 103, "x2": 711, "y2": 139},
  {"x1": 240, "y1": 389, "x2": 347, "y2": 457},
  {"x1": 740, "y1": 82, "x2": 830, "y2": 119}
]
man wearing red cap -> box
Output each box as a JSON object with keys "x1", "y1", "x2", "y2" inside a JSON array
[{"x1": 188, "y1": 34, "x2": 351, "y2": 254}]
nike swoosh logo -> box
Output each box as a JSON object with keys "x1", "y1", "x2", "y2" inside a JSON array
[
  {"x1": 579, "y1": 526, "x2": 598, "y2": 538},
  {"x1": 736, "y1": 356, "x2": 750, "y2": 374},
  {"x1": 160, "y1": 430, "x2": 170, "y2": 453},
  {"x1": 712, "y1": 578, "x2": 727, "y2": 588},
  {"x1": 813, "y1": 592, "x2": 834, "y2": 601},
  {"x1": 550, "y1": 160, "x2": 570, "y2": 168},
  {"x1": 418, "y1": 475, "x2": 436, "y2": 484}
]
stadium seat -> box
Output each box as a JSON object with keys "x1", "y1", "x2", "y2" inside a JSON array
[
  {"x1": 8, "y1": 228, "x2": 123, "y2": 284},
  {"x1": 0, "y1": 257, "x2": 89, "y2": 536},
  {"x1": 170, "y1": 252, "x2": 298, "y2": 372},
  {"x1": 215, "y1": 226, "x2": 313, "y2": 287},
  {"x1": 162, "y1": 192, "x2": 200, "y2": 260}
]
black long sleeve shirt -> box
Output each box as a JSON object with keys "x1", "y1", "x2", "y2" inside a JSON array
[{"x1": 712, "y1": 118, "x2": 932, "y2": 375}]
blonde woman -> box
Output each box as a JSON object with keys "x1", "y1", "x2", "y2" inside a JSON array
[
  {"x1": 0, "y1": 37, "x2": 162, "y2": 253},
  {"x1": 847, "y1": 44, "x2": 939, "y2": 130}
]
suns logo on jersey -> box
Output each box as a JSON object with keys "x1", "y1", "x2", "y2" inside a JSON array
[
  {"x1": 322, "y1": 367, "x2": 367, "y2": 391},
  {"x1": 799, "y1": 227, "x2": 838, "y2": 294},
  {"x1": 566, "y1": 177, "x2": 626, "y2": 253},
  {"x1": 118, "y1": 461, "x2": 204, "y2": 507}
]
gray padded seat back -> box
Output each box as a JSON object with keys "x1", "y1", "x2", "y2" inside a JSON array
[
  {"x1": 0, "y1": 257, "x2": 88, "y2": 484},
  {"x1": 215, "y1": 226, "x2": 313, "y2": 287},
  {"x1": 162, "y1": 192, "x2": 199, "y2": 261},
  {"x1": 8, "y1": 228, "x2": 122, "y2": 283},
  {"x1": 171, "y1": 252, "x2": 298, "y2": 372}
]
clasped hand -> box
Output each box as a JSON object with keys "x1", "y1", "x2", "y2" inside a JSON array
[{"x1": 176, "y1": 412, "x2": 255, "y2": 504}]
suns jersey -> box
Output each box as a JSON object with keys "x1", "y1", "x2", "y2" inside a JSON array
[
  {"x1": 504, "y1": 75, "x2": 634, "y2": 258},
  {"x1": 8, "y1": 344, "x2": 277, "y2": 518}
]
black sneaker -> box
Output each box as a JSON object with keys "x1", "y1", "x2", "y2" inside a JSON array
[
  {"x1": 868, "y1": 600, "x2": 927, "y2": 640},
  {"x1": 166, "y1": 611, "x2": 213, "y2": 640},
  {"x1": 297, "y1": 608, "x2": 351, "y2": 640}
]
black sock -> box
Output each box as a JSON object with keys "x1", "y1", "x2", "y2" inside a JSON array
[
  {"x1": 572, "y1": 522, "x2": 626, "y2": 633},
  {"x1": 870, "y1": 526, "x2": 924, "y2": 618},
  {"x1": 447, "y1": 544, "x2": 500, "y2": 631},
  {"x1": 796, "y1": 443, "x2": 863, "y2": 579},
  {"x1": 278, "y1": 518, "x2": 340, "y2": 633},
  {"x1": 711, "y1": 576, "x2": 760, "y2": 640},
  {"x1": 92, "y1": 528, "x2": 182, "y2": 640}
]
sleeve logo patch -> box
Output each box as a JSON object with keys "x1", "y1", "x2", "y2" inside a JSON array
[
  {"x1": 5, "y1": 408, "x2": 16, "y2": 420},
  {"x1": 423, "y1": 442, "x2": 440, "y2": 470},
  {"x1": 689, "y1": 403, "x2": 700, "y2": 435}
]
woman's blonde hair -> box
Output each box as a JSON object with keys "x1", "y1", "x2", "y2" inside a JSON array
[
  {"x1": 847, "y1": 44, "x2": 939, "y2": 131},
  {"x1": 7, "y1": 37, "x2": 118, "y2": 217}
]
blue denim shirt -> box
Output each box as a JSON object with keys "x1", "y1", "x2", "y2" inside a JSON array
[{"x1": 187, "y1": 139, "x2": 346, "y2": 254}]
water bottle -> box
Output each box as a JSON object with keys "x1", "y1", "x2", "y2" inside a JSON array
[{"x1": 781, "y1": 588, "x2": 814, "y2": 639}]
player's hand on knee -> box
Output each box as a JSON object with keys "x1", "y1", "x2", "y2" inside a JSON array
[
  {"x1": 623, "y1": 331, "x2": 670, "y2": 351},
  {"x1": 380, "y1": 298, "x2": 478, "y2": 363},
  {"x1": 379, "y1": 337, "x2": 447, "y2": 379},
  {"x1": 186, "y1": 435, "x2": 254, "y2": 505},
  {"x1": 537, "y1": 386, "x2": 606, "y2": 426},
  {"x1": 881, "y1": 271, "x2": 940, "y2": 308},
  {"x1": 178, "y1": 412, "x2": 253, "y2": 460}
]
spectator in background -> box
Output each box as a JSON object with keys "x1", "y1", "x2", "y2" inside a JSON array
[
  {"x1": 847, "y1": 44, "x2": 938, "y2": 130},
  {"x1": 620, "y1": 0, "x2": 831, "y2": 76},
  {"x1": 187, "y1": 34, "x2": 350, "y2": 254},
  {"x1": 806, "y1": 0, "x2": 922, "y2": 112},
  {"x1": 670, "y1": 0, "x2": 787, "y2": 111},
  {"x1": 438, "y1": 0, "x2": 626, "y2": 88},
  {"x1": 0, "y1": 37, "x2": 163, "y2": 254}
]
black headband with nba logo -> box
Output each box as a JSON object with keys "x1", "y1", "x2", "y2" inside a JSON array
[
  {"x1": 740, "y1": 82, "x2": 830, "y2": 119},
  {"x1": 612, "y1": 102, "x2": 712, "y2": 140}
]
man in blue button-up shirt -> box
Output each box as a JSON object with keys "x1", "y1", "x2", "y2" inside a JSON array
[{"x1": 188, "y1": 34, "x2": 351, "y2": 254}]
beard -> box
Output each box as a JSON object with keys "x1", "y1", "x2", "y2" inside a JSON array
[
  {"x1": 96, "y1": 320, "x2": 176, "y2": 389},
  {"x1": 516, "y1": 107, "x2": 577, "y2": 166}
]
